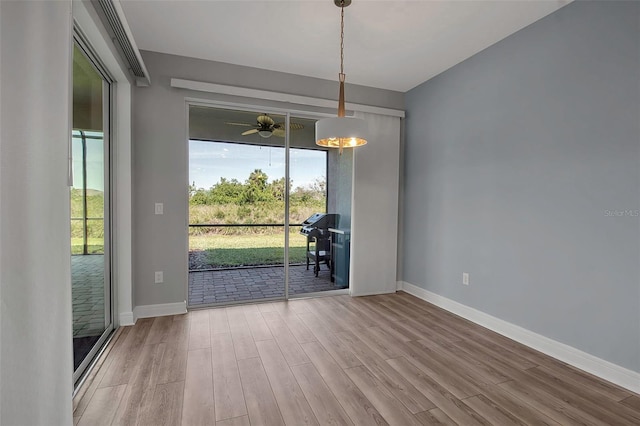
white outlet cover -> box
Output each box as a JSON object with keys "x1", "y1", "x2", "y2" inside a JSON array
[
  {"x1": 155, "y1": 271, "x2": 163, "y2": 283},
  {"x1": 155, "y1": 203, "x2": 164, "y2": 215}
]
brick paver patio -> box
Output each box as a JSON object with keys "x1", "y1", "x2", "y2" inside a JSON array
[
  {"x1": 72, "y1": 254, "x2": 105, "y2": 337},
  {"x1": 74, "y1": 256, "x2": 346, "y2": 315},
  {"x1": 188, "y1": 264, "x2": 345, "y2": 306}
]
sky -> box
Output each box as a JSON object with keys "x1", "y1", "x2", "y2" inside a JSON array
[
  {"x1": 189, "y1": 140, "x2": 326, "y2": 190},
  {"x1": 71, "y1": 134, "x2": 104, "y2": 191},
  {"x1": 70, "y1": 137, "x2": 327, "y2": 192}
]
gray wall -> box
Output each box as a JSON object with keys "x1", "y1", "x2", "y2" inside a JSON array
[
  {"x1": 403, "y1": 0, "x2": 640, "y2": 372},
  {"x1": 0, "y1": 1, "x2": 74, "y2": 423},
  {"x1": 133, "y1": 51, "x2": 403, "y2": 307}
]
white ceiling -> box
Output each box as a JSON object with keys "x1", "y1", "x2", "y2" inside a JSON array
[{"x1": 120, "y1": 0, "x2": 571, "y2": 92}]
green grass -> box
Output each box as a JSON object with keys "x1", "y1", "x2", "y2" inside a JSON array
[
  {"x1": 71, "y1": 238, "x2": 104, "y2": 255},
  {"x1": 189, "y1": 231, "x2": 306, "y2": 250},
  {"x1": 202, "y1": 247, "x2": 307, "y2": 267},
  {"x1": 190, "y1": 231, "x2": 309, "y2": 268},
  {"x1": 188, "y1": 200, "x2": 322, "y2": 268}
]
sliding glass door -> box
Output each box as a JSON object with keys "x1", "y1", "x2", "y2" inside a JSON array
[
  {"x1": 71, "y1": 40, "x2": 113, "y2": 383},
  {"x1": 187, "y1": 105, "x2": 350, "y2": 306}
]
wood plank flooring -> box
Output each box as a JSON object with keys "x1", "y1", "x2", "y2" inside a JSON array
[{"x1": 74, "y1": 292, "x2": 640, "y2": 425}]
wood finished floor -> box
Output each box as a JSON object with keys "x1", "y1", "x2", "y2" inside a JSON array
[{"x1": 73, "y1": 292, "x2": 640, "y2": 425}]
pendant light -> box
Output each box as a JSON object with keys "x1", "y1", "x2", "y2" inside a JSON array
[{"x1": 316, "y1": 0, "x2": 368, "y2": 154}]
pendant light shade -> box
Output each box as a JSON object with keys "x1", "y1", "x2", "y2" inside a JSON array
[
  {"x1": 315, "y1": 116, "x2": 368, "y2": 149},
  {"x1": 315, "y1": 0, "x2": 367, "y2": 152}
]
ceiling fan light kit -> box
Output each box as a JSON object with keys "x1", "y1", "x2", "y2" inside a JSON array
[
  {"x1": 231, "y1": 113, "x2": 303, "y2": 139},
  {"x1": 316, "y1": 0, "x2": 368, "y2": 154}
]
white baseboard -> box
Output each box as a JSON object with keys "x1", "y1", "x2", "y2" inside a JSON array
[
  {"x1": 396, "y1": 281, "x2": 403, "y2": 291},
  {"x1": 399, "y1": 281, "x2": 640, "y2": 394},
  {"x1": 133, "y1": 301, "x2": 187, "y2": 320},
  {"x1": 119, "y1": 311, "x2": 135, "y2": 326}
]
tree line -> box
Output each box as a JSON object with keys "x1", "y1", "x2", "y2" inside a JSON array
[{"x1": 189, "y1": 169, "x2": 326, "y2": 206}]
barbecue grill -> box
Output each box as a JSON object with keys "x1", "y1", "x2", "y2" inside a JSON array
[{"x1": 300, "y1": 213, "x2": 338, "y2": 238}]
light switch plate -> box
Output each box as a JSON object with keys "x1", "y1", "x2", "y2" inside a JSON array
[{"x1": 155, "y1": 203, "x2": 164, "y2": 215}]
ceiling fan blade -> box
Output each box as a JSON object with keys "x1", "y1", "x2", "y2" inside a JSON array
[
  {"x1": 225, "y1": 122, "x2": 254, "y2": 127},
  {"x1": 241, "y1": 129, "x2": 259, "y2": 136},
  {"x1": 274, "y1": 122, "x2": 305, "y2": 131},
  {"x1": 257, "y1": 114, "x2": 275, "y2": 126},
  {"x1": 272, "y1": 128, "x2": 285, "y2": 137}
]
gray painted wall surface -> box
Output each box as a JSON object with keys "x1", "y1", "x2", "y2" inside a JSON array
[
  {"x1": 133, "y1": 52, "x2": 403, "y2": 307},
  {"x1": 403, "y1": 1, "x2": 640, "y2": 372},
  {"x1": 143, "y1": 51, "x2": 405, "y2": 111},
  {"x1": 0, "y1": 1, "x2": 74, "y2": 423}
]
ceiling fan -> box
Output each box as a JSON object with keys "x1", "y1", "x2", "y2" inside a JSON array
[{"x1": 225, "y1": 114, "x2": 303, "y2": 138}]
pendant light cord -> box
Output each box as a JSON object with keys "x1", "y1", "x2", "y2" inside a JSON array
[
  {"x1": 316, "y1": 0, "x2": 367, "y2": 153},
  {"x1": 337, "y1": 0, "x2": 346, "y2": 119},
  {"x1": 340, "y1": 2, "x2": 345, "y2": 76},
  {"x1": 338, "y1": 0, "x2": 347, "y2": 153}
]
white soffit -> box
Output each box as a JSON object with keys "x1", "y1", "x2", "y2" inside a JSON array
[{"x1": 120, "y1": 0, "x2": 572, "y2": 92}]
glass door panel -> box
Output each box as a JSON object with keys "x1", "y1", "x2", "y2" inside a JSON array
[
  {"x1": 325, "y1": 146, "x2": 353, "y2": 290},
  {"x1": 188, "y1": 106, "x2": 286, "y2": 305},
  {"x1": 71, "y1": 43, "x2": 112, "y2": 379},
  {"x1": 287, "y1": 116, "x2": 342, "y2": 295}
]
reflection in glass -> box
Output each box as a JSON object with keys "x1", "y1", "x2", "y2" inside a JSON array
[{"x1": 71, "y1": 44, "x2": 109, "y2": 372}]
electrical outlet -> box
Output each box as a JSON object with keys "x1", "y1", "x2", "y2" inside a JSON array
[
  {"x1": 155, "y1": 271, "x2": 164, "y2": 284},
  {"x1": 155, "y1": 203, "x2": 164, "y2": 215},
  {"x1": 462, "y1": 272, "x2": 469, "y2": 286}
]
